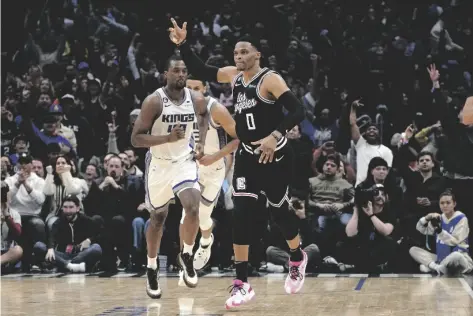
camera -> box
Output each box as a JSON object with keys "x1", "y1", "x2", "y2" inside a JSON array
[
  {"x1": 1, "y1": 182, "x2": 9, "y2": 203},
  {"x1": 430, "y1": 216, "x2": 441, "y2": 228},
  {"x1": 355, "y1": 184, "x2": 384, "y2": 209}
]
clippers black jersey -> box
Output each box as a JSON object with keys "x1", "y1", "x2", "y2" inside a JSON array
[{"x1": 232, "y1": 68, "x2": 284, "y2": 144}]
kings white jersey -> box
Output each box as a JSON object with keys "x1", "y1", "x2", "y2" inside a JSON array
[
  {"x1": 149, "y1": 87, "x2": 196, "y2": 161},
  {"x1": 193, "y1": 97, "x2": 227, "y2": 155}
]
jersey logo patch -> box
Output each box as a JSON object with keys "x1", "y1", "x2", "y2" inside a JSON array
[
  {"x1": 163, "y1": 97, "x2": 169, "y2": 103},
  {"x1": 236, "y1": 177, "x2": 246, "y2": 190}
]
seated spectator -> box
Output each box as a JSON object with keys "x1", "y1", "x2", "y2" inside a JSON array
[
  {"x1": 1, "y1": 183, "x2": 23, "y2": 271},
  {"x1": 124, "y1": 148, "x2": 143, "y2": 178},
  {"x1": 266, "y1": 199, "x2": 320, "y2": 273},
  {"x1": 4, "y1": 153, "x2": 46, "y2": 270},
  {"x1": 43, "y1": 155, "x2": 85, "y2": 232},
  {"x1": 336, "y1": 184, "x2": 397, "y2": 272},
  {"x1": 349, "y1": 101, "x2": 393, "y2": 186},
  {"x1": 286, "y1": 125, "x2": 313, "y2": 198},
  {"x1": 131, "y1": 202, "x2": 150, "y2": 270},
  {"x1": 409, "y1": 191, "x2": 472, "y2": 275},
  {"x1": 308, "y1": 154, "x2": 355, "y2": 233},
  {"x1": 1, "y1": 156, "x2": 14, "y2": 180},
  {"x1": 32, "y1": 159, "x2": 45, "y2": 178},
  {"x1": 8, "y1": 135, "x2": 29, "y2": 166},
  {"x1": 33, "y1": 195, "x2": 102, "y2": 273}
]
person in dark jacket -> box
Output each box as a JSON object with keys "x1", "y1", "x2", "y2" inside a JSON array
[
  {"x1": 398, "y1": 149, "x2": 446, "y2": 247},
  {"x1": 32, "y1": 195, "x2": 102, "y2": 272},
  {"x1": 94, "y1": 155, "x2": 143, "y2": 271}
]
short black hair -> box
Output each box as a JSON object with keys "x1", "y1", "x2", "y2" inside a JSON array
[
  {"x1": 165, "y1": 55, "x2": 184, "y2": 70},
  {"x1": 236, "y1": 35, "x2": 261, "y2": 51},
  {"x1": 417, "y1": 151, "x2": 435, "y2": 162},
  {"x1": 186, "y1": 74, "x2": 206, "y2": 86},
  {"x1": 63, "y1": 194, "x2": 80, "y2": 206}
]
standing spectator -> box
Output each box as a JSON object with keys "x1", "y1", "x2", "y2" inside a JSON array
[
  {"x1": 0, "y1": 183, "x2": 23, "y2": 271},
  {"x1": 33, "y1": 195, "x2": 102, "y2": 273},
  {"x1": 349, "y1": 101, "x2": 393, "y2": 186},
  {"x1": 398, "y1": 147, "x2": 446, "y2": 246},
  {"x1": 409, "y1": 191, "x2": 472, "y2": 275},
  {"x1": 96, "y1": 155, "x2": 143, "y2": 271},
  {"x1": 4, "y1": 153, "x2": 46, "y2": 270}
]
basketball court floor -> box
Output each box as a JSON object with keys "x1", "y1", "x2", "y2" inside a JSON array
[{"x1": 2, "y1": 273, "x2": 473, "y2": 315}]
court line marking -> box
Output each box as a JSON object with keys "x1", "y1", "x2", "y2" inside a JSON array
[
  {"x1": 354, "y1": 277, "x2": 366, "y2": 291},
  {"x1": 458, "y1": 278, "x2": 473, "y2": 300}
]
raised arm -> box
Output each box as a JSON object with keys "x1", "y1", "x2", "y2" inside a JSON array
[
  {"x1": 131, "y1": 94, "x2": 183, "y2": 148},
  {"x1": 169, "y1": 18, "x2": 238, "y2": 83},
  {"x1": 349, "y1": 101, "x2": 362, "y2": 144}
]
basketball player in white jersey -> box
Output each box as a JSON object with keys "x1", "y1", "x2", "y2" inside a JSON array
[
  {"x1": 131, "y1": 55, "x2": 209, "y2": 299},
  {"x1": 177, "y1": 77, "x2": 239, "y2": 283}
]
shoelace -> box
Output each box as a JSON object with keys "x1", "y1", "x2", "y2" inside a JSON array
[
  {"x1": 289, "y1": 265, "x2": 302, "y2": 281},
  {"x1": 227, "y1": 283, "x2": 246, "y2": 296}
]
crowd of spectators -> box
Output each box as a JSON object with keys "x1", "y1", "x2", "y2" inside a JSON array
[{"x1": 1, "y1": 0, "x2": 472, "y2": 276}]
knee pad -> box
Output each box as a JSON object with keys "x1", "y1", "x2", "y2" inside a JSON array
[
  {"x1": 199, "y1": 202, "x2": 214, "y2": 231},
  {"x1": 232, "y1": 196, "x2": 257, "y2": 245}
]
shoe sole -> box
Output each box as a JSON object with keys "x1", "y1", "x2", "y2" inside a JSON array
[
  {"x1": 177, "y1": 254, "x2": 198, "y2": 288},
  {"x1": 146, "y1": 281, "x2": 162, "y2": 299}
]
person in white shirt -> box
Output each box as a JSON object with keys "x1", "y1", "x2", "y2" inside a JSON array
[
  {"x1": 4, "y1": 153, "x2": 46, "y2": 268},
  {"x1": 349, "y1": 101, "x2": 393, "y2": 186}
]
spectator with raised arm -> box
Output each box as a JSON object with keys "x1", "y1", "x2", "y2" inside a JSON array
[{"x1": 349, "y1": 100, "x2": 393, "y2": 186}]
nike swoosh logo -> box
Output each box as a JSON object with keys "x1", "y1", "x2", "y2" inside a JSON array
[
  {"x1": 216, "y1": 166, "x2": 224, "y2": 170},
  {"x1": 275, "y1": 155, "x2": 284, "y2": 162}
]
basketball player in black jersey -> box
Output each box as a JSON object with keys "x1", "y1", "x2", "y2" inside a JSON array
[{"x1": 169, "y1": 19, "x2": 306, "y2": 308}]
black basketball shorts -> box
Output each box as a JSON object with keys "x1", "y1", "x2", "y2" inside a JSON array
[{"x1": 232, "y1": 142, "x2": 294, "y2": 207}]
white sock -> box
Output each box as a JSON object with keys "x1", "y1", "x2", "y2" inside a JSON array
[
  {"x1": 148, "y1": 256, "x2": 158, "y2": 270},
  {"x1": 200, "y1": 235, "x2": 212, "y2": 247},
  {"x1": 183, "y1": 243, "x2": 194, "y2": 255},
  {"x1": 67, "y1": 262, "x2": 86, "y2": 273}
]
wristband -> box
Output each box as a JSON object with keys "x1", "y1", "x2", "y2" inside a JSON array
[
  {"x1": 271, "y1": 131, "x2": 282, "y2": 141},
  {"x1": 177, "y1": 39, "x2": 187, "y2": 47},
  {"x1": 369, "y1": 214, "x2": 376, "y2": 219}
]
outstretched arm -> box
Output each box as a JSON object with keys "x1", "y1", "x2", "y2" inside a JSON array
[
  {"x1": 169, "y1": 18, "x2": 238, "y2": 83},
  {"x1": 199, "y1": 102, "x2": 240, "y2": 166}
]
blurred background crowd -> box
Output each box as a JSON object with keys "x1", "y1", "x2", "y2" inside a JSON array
[{"x1": 1, "y1": 0, "x2": 472, "y2": 275}]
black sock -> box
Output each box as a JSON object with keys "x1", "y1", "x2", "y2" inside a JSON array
[
  {"x1": 235, "y1": 261, "x2": 248, "y2": 283},
  {"x1": 290, "y1": 246, "x2": 303, "y2": 262}
]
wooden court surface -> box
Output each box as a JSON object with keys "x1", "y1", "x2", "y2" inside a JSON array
[{"x1": 2, "y1": 274, "x2": 473, "y2": 316}]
